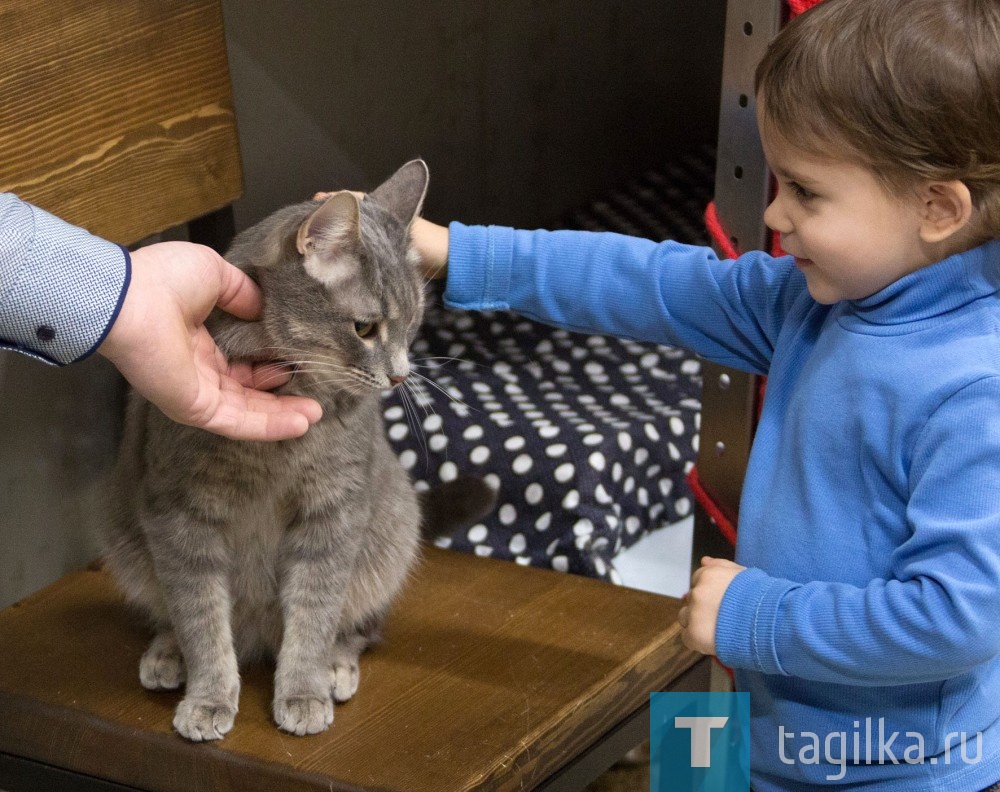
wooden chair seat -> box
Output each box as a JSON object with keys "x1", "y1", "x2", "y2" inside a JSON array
[{"x1": 0, "y1": 547, "x2": 702, "y2": 792}]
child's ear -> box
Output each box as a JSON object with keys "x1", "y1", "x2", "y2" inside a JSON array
[{"x1": 919, "y1": 180, "x2": 974, "y2": 244}]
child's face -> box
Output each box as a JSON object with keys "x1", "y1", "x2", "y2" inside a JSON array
[{"x1": 759, "y1": 127, "x2": 929, "y2": 304}]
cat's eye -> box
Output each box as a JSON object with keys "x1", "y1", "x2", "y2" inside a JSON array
[{"x1": 354, "y1": 321, "x2": 378, "y2": 339}]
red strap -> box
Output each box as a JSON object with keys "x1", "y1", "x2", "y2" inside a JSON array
[
  {"x1": 687, "y1": 466, "x2": 738, "y2": 546},
  {"x1": 787, "y1": 0, "x2": 823, "y2": 18},
  {"x1": 704, "y1": 201, "x2": 740, "y2": 260},
  {"x1": 771, "y1": 229, "x2": 785, "y2": 258},
  {"x1": 708, "y1": 200, "x2": 786, "y2": 259}
]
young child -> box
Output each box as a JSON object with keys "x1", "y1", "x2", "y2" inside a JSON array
[{"x1": 404, "y1": 0, "x2": 1000, "y2": 787}]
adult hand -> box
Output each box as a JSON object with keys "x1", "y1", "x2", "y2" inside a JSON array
[
  {"x1": 678, "y1": 556, "x2": 746, "y2": 656},
  {"x1": 99, "y1": 241, "x2": 323, "y2": 441}
]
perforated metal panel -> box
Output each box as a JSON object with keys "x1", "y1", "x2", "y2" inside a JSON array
[{"x1": 693, "y1": 0, "x2": 781, "y2": 564}]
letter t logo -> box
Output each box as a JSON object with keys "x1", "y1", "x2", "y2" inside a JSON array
[{"x1": 674, "y1": 716, "x2": 730, "y2": 767}]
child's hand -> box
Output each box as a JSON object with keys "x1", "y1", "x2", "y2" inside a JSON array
[
  {"x1": 410, "y1": 217, "x2": 449, "y2": 280},
  {"x1": 313, "y1": 192, "x2": 449, "y2": 280},
  {"x1": 678, "y1": 556, "x2": 746, "y2": 656}
]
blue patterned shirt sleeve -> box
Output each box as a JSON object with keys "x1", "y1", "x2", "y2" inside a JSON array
[{"x1": 0, "y1": 193, "x2": 130, "y2": 365}]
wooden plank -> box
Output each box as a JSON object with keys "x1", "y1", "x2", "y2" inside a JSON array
[
  {"x1": 0, "y1": 548, "x2": 699, "y2": 792},
  {"x1": 0, "y1": 0, "x2": 242, "y2": 246}
]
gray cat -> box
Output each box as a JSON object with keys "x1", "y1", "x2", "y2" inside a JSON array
[{"x1": 104, "y1": 160, "x2": 493, "y2": 742}]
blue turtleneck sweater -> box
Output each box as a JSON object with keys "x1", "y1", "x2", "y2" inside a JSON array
[{"x1": 444, "y1": 223, "x2": 1000, "y2": 791}]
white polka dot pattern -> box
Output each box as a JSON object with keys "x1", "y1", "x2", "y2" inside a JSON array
[
  {"x1": 386, "y1": 147, "x2": 714, "y2": 580},
  {"x1": 384, "y1": 284, "x2": 701, "y2": 581}
]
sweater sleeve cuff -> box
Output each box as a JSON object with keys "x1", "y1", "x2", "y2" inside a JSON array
[
  {"x1": 715, "y1": 567, "x2": 799, "y2": 676},
  {"x1": 0, "y1": 198, "x2": 129, "y2": 365},
  {"x1": 443, "y1": 222, "x2": 514, "y2": 311}
]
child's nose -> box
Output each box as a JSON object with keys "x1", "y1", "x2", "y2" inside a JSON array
[{"x1": 763, "y1": 198, "x2": 790, "y2": 235}]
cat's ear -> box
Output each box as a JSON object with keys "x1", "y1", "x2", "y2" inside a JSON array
[
  {"x1": 296, "y1": 191, "x2": 362, "y2": 285},
  {"x1": 297, "y1": 191, "x2": 361, "y2": 254},
  {"x1": 367, "y1": 159, "x2": 429, "y2": 226}
]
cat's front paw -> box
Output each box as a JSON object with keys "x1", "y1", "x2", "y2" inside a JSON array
[
  {"x1": 273, "y1": 694, "x2": 334, "y2": 736},
  {"x1": 330, "y1": 658, "x2": 359, "y2": 703},
  {"x1": 173, "y1": 698, "x2": 238, "y2": 742},
  {"x1": 140, "y1": 637, "x2": 186, "y2": 691}
]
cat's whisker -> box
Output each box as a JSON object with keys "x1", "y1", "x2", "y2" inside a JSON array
[
  {"x1": 252, "y1": 344, "x2": 326, "y2": 356},
  {"x1": 251, "y1": 360, "x2": 317, "y2": 377},
  {"x1": 408, "y1": 370, "x2": 478, "y2": 413},
  {"x1": 411, "y1": 355, "x2": 462, "y2": 366},
  {"x1": 394, "y1": 383, "x2": 416, "y2": 439},
  {"x1": 282, "y1": 364, "x2": 353, "y2": 376},
  {"x1": 250, "y1": 346, "x2": 352, "y2": 370},
  {"x1": 401, "y1": 374, "x2": 433, "y2": 417},
  {"x1": 396, "y1": 382, "x2": 429, "y2": 467},
  {"x1": 411, "y1": 356, "x2": 490, "y2": 372},
  {"x1": 286, "y1": 367, "x2": 355, "y2": 378},
  {"x1": 308, "y1": 376, "x2": 370, "y2": 390},
  {"x1": 249, "y1": 346, "x2": 314, "y2": 356},
  {"x1": 253, "y1": 370, "x2": 293, "y2": 389},
  {"x1": 407, "y1": 381, "x2": 442, "y2": 469},
  {"x1": 247, "y1": 354, "x2": 356, "y2": 386},
  {"x1": 285, "y1": 361, "x2": 353, "y2": 374}
]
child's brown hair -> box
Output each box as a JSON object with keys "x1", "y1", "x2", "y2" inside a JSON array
[{"x1": 755, "y1": 0, "x2": 1000, "y2": 241}]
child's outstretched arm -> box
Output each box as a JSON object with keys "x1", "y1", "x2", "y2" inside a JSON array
[{"x1": 433, "y1": 221, "x2": 804, "y2": 373}]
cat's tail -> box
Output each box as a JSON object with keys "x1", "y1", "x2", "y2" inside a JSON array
[{"x1": 418, "y1": 476, "x2": 497, "y2": 541}]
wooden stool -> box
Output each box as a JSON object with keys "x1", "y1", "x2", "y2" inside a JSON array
[{"x1": 0, "y1": 547, "x2": 703, "y2": 791}]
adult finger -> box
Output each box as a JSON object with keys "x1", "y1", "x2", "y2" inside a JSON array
[
  {"x1": 211, "y1": 408, "x2": 311, "y2": 442},
  {"x1": 201, "y1": 393, "x2": 321, "y2": 441},
  {"x1": 214, "y1": 257, "x2": 264, "y2": 321}
]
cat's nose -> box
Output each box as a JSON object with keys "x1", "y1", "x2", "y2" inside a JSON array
[{"x1": 389, "y1": 375, "x2": 408, "y2": 387}]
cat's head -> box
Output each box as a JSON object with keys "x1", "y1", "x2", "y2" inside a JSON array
[{"x1": 215, "y1": 160, "x2": 429, "y2": 404}]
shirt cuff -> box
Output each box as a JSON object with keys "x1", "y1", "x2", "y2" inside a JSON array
[
  {"x1": 715, "y1": 567, "x2": 799, "y2": 676},
  {"x1": 443, "y1": 222, "x2": 514, "y2": 311},
  {"x1": 0, "y1": 197, "x2": 130, "y2": 365}
]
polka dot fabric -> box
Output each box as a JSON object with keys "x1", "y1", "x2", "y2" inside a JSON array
[{"x1": 385, "y1": 147, "x2": 714, "y2": 581}]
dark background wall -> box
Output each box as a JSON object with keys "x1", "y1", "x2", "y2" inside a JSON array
[{"x1": 222, "y1": 0, "x2": 726, "y2": 230}]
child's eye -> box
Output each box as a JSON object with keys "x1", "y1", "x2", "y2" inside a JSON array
[
  {"x1": 789, "y1": 181, "x2": 816, "y2": 201},
  {"x1": 354, "y1": 321, "x2": 378, "y2": 339}
]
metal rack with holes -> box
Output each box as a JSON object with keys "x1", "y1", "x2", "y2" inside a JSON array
[{"x1": 692, "y1": 0, "x2": 788, "y2": 570}]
